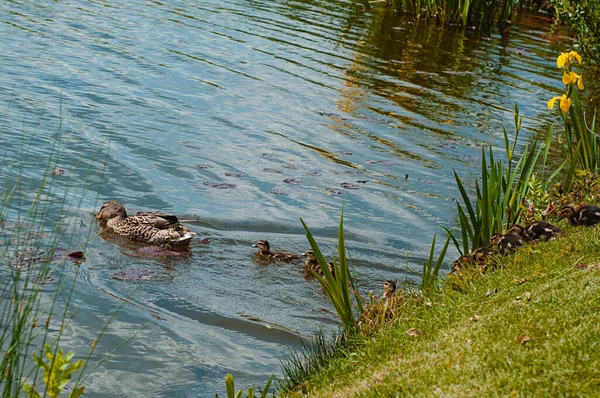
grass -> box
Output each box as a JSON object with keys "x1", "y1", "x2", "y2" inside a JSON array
[{"x1": 279, "y1": 222, "x2": 600, "y2": 396}]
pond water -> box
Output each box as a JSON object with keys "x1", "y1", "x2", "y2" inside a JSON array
[{"x1": 0, "y1": 0, "x2": 572, "y2": 396}]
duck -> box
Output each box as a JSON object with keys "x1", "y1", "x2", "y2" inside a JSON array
[
  {"x1": 495, "y1": 233, "x2": 524, "y2": 254},
  {"x1": 381, "y1": 280, "x2": 397, "y2": 299},
  {"x1": 252, "y1": 240, "x2": 302, "y2": 262},
  {"x1": 96, "y1": 200, "x2": 195, "y2": 247},
  {"x1": 450, "y1": 245, "x2": 493, "y2": 273},
  {"x1": 558, "y1": 205, "x2": 600, "y2": 226},
  {"x1": 508, "y1": 221, "x2": 563, "y2": 242},
  {"x1": 303, "y1": 249, "x2": 335, "y2": 278}
]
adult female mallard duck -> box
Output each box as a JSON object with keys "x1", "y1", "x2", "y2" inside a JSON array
[
  {"x1": 558, "y1": 205, "x2": 600, "y2": 226},
  {"x1": 303, "y1": 249, "x2": 335, "y2": 278},
  {"x1": 96, "y1": 200, "x2": 195, "y2": 247},
  {"x1": 252, "y1": 240, "x2": 302, "y2": 262},
  {"x1": 508, "y1": 221, "x2": 563, "y2": 242}
]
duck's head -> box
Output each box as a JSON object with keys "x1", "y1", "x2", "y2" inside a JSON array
[
  {"x1": 490, "y1": 233, "x2": 502, "y2": 247},
  {"x1": 557, "y1": 205, "x2": 576, "y2": 221},
  {"x1": 507, "y1": 224, "x2": 525, "y2": 237},
  {"x1": 303, "y1": 249, "x2": 317, "y2": 262},
  {"x1": 96, "y1": 200, "x2": 127, "y2": 220},
  {"x1": 252, "y1": 240, "x2": 270, "y2": 253},
  {"x1": 381, "y1": 280, "x2": 397, "y2": 295}
]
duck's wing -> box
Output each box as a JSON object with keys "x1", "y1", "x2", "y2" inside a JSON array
[{"x1": 134, "y1": 212, "x2": 179, "y2": 229}]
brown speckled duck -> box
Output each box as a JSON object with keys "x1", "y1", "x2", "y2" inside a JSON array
[
  {"x1": 381, "y1": 280, "x2": 397, "y2": 299},
  {"x1": 96, "y1": 200, "x2": 196, "y2": 247},
  {"x1": 252, "y1": 240, "x2": 302, "y2": 262},
  {"x1": 508, "y1": 221, "x2": 563, "y2": 242},
  {"x1": 558, "y1": 205, "x2": 600, "y2": 226},
  {"x1": 303, "y1": 249, "x2": 335, "y2": 278},
  {"x1": 496, "y1": 233, "x2": 524, "y2": 254}
]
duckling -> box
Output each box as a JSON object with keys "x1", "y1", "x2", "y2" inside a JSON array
[
  {"x1": 496, "y1": 233, "x2": 524, "y2": 254},
  {"x1": 252, "y1": 240, "x2": 301, "y2": 262},
  {"x1": 381, "y1": 280, "x2": 397, "y2": 299},
  {"x1": 303, "y1": 249, "x2": 335, "y2": 278},
  {"x1": 450, "y1": 245, "x2": 493, "y2": 273},
  {"x1": 96, "y1": 200, "x2": 195, "y2": 247},
  {"x1": 508, "y1": 221, "x2": 563, "y2": 242},
  {"x1": 558, "y1": 205, "x2": 600, "y2": 226}
]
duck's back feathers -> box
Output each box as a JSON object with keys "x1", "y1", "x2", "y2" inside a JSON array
[
  {"x1": 134, "y1": 211, "x2": 180, "y2": 229},
  {"x1": 524, "y1": 221, "x2": 563, "y2": 241}
]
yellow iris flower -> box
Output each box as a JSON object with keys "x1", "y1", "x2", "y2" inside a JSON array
[
  {"x1": 562, "y1": 71, "x2": 584, "y2": 90},
  {"x1": 547, "y1": 94, "x2": 572, "y2": 113},
  {"x1": 556, "y1": 50, "x2": 582, "y2": 69}
]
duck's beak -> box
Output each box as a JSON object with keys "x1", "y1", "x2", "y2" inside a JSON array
[{"x1": 556, "y1": 216, "x2": 563, "y2": 222}]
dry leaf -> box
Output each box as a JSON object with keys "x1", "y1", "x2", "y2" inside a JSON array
[
  {"x1": 517, "y1": 333, "x2": 530, "y2": 344},
  {"x1": 407, "y1": 328, "x2": 422, "y2": 337},
  {"x1": 469, "y1": 314, "x2": 481, "y2": 322}
]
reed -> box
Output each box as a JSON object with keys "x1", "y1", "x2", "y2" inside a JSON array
[
  {"x1": 215, "y1": 373, "x2": 274, "y2": 398},
  {"x1": 391, "y1": 0, "x2": 534, "y2": 29},
  {"x1": 300, "y1": 208, "x2": 362, "y2": 335},
  {"x1": 452, "y1": 105, "x2": 554, "y2": 254},
  {"x1": 0, "y1": 105, "x2": 118, "y2": 396}
]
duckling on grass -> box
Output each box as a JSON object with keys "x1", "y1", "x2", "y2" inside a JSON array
[
  {"x1": 252, "y1": 240, "x2": 302, "y2": 262},
  {"x1": 96, "y1": 200, "x2": 195, "y2": 247},
  {"x1": 558, "y1": 205, "x2": 600, "y2": 226},
  {"x1": 508, "y1": 221, "x2": 563, "y2": 242},
  {"x1": 381, "y1": 280, "x2": 397, "y2": 299},
  {"x1": 496, "y1": 233, "x2": 524, "y2": 254}
]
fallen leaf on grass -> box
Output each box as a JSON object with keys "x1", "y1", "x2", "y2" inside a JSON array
[
  {"x1": 469, "y1": 314, "x2": 481, "y2": 322},
  {"x1": 517, "y1": 333, "x2": 530, "y2": 344},
  {"x1": 407, "y1": 328, "x2": 422, "y2": 337},
  {"x1": 576, "y1": 263, "x2": 600, "y2": 270}
]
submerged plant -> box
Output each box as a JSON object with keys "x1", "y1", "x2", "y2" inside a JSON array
[{"x1": 22, "y1": 344, "x2": 84, "y2": 398}]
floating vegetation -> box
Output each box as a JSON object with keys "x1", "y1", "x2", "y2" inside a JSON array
[
  {"x1": 204, "y1": 181, "x2": 237, "y2": 189},
  {"x1": 263, "y1": 168, "x2": 283, "y2": 174},
  {"x1": 262, "y1": 152, "x2": 277, "y2": 158},
  {"x1": 340, "y1": 183, "x2": 361, "y2": 190},
  {"x1": 283, "y1": 164, "x2": 299, "y2": 170},
  {"x1": 365, "y1": 160, "x2": 396, "y2": 165},
  {"x1": 325, "y1": 188, "x2": 344, "y2": 195},
  {"x1": 306, "y1": 170, "x2": 322, "y2": 176},
  {"x1": 111, "y1": 269, "x2": 168, "y2": 281},
  {"x1": 283, "y1": 178, "x2": 301, "y2": 184},
  {"x1": 197, "y1": 164, "x2": 214, "y2": 169},
  {"x1": 270, "y1": 188, "x2": 286, "y2": 195},
  {"x1": 31, "y1": 276, "x2": 57, "y2": 285},
  {"x1": 334, "y1": 151, "x2": 353, "y2": 156},
  {"x1": 418, "y1": 178, "x2": 436, "y2": 184},
  {"x1": 50, "y1": 167, "x2": 65, "y2": 175},
  {"x1": 224, "y1": 172, "x2": 245, "y2": 177}
]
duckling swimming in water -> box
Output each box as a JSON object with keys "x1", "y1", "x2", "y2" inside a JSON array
[
  {"x1": 303, "y1": 249, "x2": 335, "y2": 278},
  {"x1": 381, "y1": 280, "x2": 397, "y2": 299},
  {"x1": 252, "y1": 240, "x2": 301, "y2": 262},
  {"x1": 558, "y1": 205, "x2": 600, "y2": 226},
  {"x1": 96, "y1": 200, "x2": 195, "y2": 247},
  {"x1": 508, "y1": 221, "x2": 563, "y2": 242}
]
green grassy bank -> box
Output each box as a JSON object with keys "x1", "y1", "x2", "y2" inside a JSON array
[{"x1": 282, "y1": 223, "x2": 600, "y2": 396}]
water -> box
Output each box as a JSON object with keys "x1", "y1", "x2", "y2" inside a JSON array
[{"x1": 0, "y1": 0, "x2": 572, "y2": 395}]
